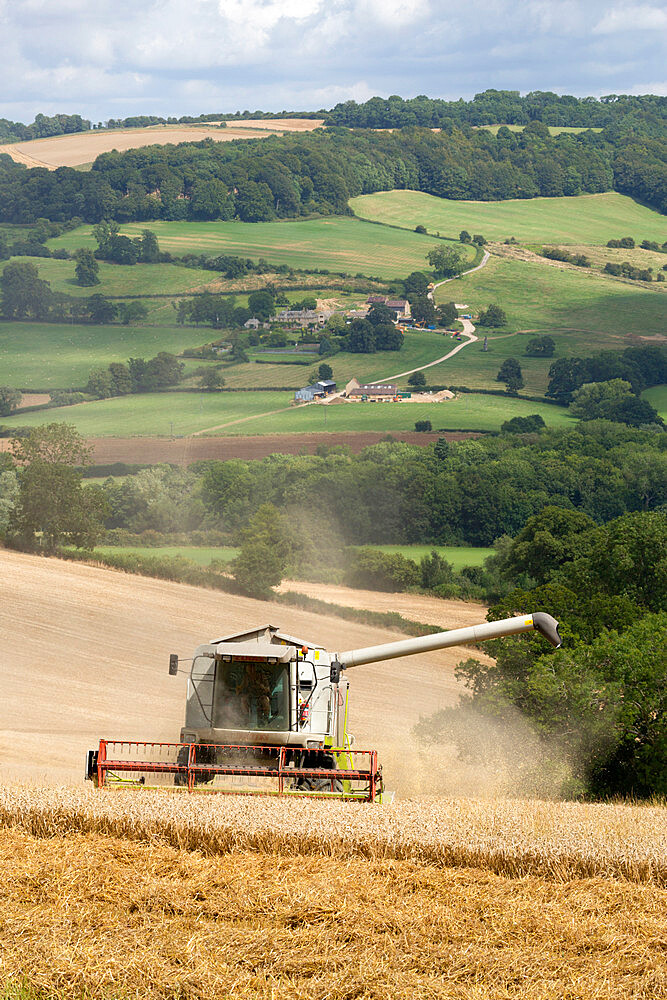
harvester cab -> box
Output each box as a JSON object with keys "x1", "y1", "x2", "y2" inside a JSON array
[{"x1": 86, "y1": 613, "x2": 561, "y2": 801}]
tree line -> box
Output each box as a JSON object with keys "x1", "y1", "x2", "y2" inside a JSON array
[
  {"x1": 1, "y1": 111, "x2": 664, "y2": 224},
  {"x1": 324, "y1": 90, "x2": 665, "y2": 129}
]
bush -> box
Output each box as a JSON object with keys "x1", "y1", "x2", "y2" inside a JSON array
[
  {"x1": 345, "y1": 548, "x2": 419, "y2": 592},
  {"x1": 477, "y1": 304, "x2": 507, "y2": 327},
  {"x1": 500, "y1": 414, "x2": 546, "y2": 434}
]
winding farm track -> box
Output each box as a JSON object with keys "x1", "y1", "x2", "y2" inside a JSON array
[
  {"x1": 368, "y1": 249, "x2": 490, "y2": 383},
  {"x1": 371, "y1": 318, "x2": 478, "y2": 383}
]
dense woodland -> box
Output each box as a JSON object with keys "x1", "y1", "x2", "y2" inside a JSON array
[{"x1": 0, "y1": 97, "x2": 664, "y2": 221}]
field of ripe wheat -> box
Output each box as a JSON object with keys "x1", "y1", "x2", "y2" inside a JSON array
[{"x1": 0, "y1": 787, "x2": 665, "y2": 1000}]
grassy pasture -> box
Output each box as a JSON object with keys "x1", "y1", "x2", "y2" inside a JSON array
[
  {"x1": 367, "y1": 544, "x2": 494, "y2": 569},
  {"x1": 0, "y1": 322, "x2": 208, "y2": 390},
  {"x1": 92, "y1": 544, "x2": 239, "y2": 565},
  {"x1": 643, "y1": 385, "x2": 667, "y2": 420},
  {"x1": 350, "y1": 190, "x2": 666, "y2": 245},
  {"x1": 0, "y1": 389, "x2": 572, "y2": 436},
  {"x1": 432, "y1": 254, "x2": 666, "y2": 393},
  {"x1": 48, "y1": 218, "x2": 457, "y2": 278},
  {"x1": 222, "y1": 330, "x2": 459, "y2": 388},
  {"x1": 0, "y1": 255, "x2": 218, "y2": 300},
  {"x1": 86, "y1": 543, "x2": 492, "y2": 571}
]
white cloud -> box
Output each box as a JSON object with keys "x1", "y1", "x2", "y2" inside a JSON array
[
  {"x1": 593, "y1": 4, "x2": 667, "y2": 33},
  {"x1": 0, "y1": 0, "x2": 664, "y2": 121}
]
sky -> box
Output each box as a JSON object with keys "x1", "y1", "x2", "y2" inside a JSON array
[{"x1": 0, "y1": 0, "x2": 665, "y2": 123}]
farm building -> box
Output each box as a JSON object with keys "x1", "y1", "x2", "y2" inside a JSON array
[
  {"x1": 276, "y1": 308, "x2": 333, "y2": 328},
  {"x1": 346, "y1": 379, "x2": 399, "y2": 401},
  {"x1": 294, "y1": 379, "x2": 337, "y2": 402},
  {"x1": 365, "y1": 296, "x2": 411, "y2": 320}
]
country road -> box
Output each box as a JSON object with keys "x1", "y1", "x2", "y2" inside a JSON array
[
  {"x1": 370, "y1": 318, "x2": 478, "y2": 382},
  {"x1": 431, "y1": 249, "x2": 491, "y2": 294},
  {"x1": 366, "y1": 248, "x2": 489, "y2": 382}
]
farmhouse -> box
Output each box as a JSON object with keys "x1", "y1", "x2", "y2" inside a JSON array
[
  {"x1": 365, "y1": 295, "x2": 411, "y2": 320},
  {"x1": 294, "y1": 379, "x2": 337, "y2": 402},
  {"x1": 276, "y1": 308, "x2": 333, "y2": 328}
]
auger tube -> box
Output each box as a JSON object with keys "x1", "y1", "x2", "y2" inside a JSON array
[{"x1": 337, "y1": 613, "x2": 561, "y2": 670}]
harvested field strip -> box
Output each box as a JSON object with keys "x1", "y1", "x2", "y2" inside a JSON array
[
  {"x1": 1, "y1": 829, "x2": 664, "y2": 1000},
  {"x1": 1, "y1": 787, "x2": 665, "y2": 885},
  {"x1": 0, "y1": 123, "x2": 300, "y2": 169}
]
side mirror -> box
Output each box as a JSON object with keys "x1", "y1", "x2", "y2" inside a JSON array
[{"x1": 169, "y1": 654, "x2": 179, "y2": 676}]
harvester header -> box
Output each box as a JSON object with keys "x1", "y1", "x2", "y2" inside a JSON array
[{"x1": 86, "y1": 613, "x2": 561, "y2": 802}]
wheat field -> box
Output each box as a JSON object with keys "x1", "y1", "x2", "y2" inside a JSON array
[{"x1": 0, "y1": 787, "x2": 665, "y2": 1000}]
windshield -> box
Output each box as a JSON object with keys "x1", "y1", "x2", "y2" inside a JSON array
[{"x1": 213, "y1": 660, "x2": 290, "y2": 732}]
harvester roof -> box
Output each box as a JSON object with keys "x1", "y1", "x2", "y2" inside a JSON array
[{"x1": 212, "y1": 624, "x2": 325, "y2": 651}]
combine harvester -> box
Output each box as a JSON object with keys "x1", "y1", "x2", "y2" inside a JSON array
[{"x1": 86, "y1": 613, "x2": 561, "y2": 801}]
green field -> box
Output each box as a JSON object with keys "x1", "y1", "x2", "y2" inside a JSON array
[
  {"x1": 0, "y1": 256, "x2": 217, "y2": 300},
  {"x1": 0, "y1": 389, "x2": 573, "y2": 436},
  {"x1": 643, "y1": 385, "x2": 667, "y2": 420},
  {"x1": 432, "y1": 255, "x2": 666, "y2": 394},
  {"x1": 92, "y1": 544, "x2": 239, "y2": 565},
  {"x1": 223, "y1": 330, "x2": 461, "y2": 388},
  {"x1": 47, "y1": 218, "x2": 466, "y2": 279},
  {"x1": 350, "y1": 191, "x2": 667, "y2": 245},
  {"x1": 368, "y1": 544, "x2": 494, "y2": 569},
  {"x1": 88, "y1": 543, "x2": 492, "y2": 571},
  {"x1": 0, "y1": 322, "x2": 210, "y2": 389}
]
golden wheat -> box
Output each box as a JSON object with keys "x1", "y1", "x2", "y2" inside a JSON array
[{"x1": 0, "y1": 785, "x2": 664, "y2": 884}]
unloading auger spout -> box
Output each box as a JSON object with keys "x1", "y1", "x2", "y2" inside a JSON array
[{"x1": 334, "y1": 613, "x2": 561, "y2": 672}]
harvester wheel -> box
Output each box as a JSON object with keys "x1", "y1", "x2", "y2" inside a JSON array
[{"x1": 295, "y1": 752, "x2": 343, "y2": 793}]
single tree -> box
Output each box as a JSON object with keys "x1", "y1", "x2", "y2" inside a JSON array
[
  {"x1": 248, "y1": 289, "x2": 275, "y2": 321},
  {"x1": 200, "y1": 369, "x2": 226, "y2": 391},
  {"x1": 139, "y1": 229, "x2": 160, "y2": 263},
  {"x1": 403, "y1": 271, "x2": 430, "y2": 298},
  {"x1": 8, "y1": 424, "x2": 106, "y2": 551},
  {"x1": 478, "y1": 304, "x2": 507, "y2": 327},
  {"x1": 436, "y1": 301, "x2": 458, "y2": 327},
  {"x1": 87, "y1": 293, "x2": 117, "y2": 324},
  {"x1": 374, "y1": 323, "x2": 404, "y2": 351},
  {"x1": 0, "y1": 387, "x2": 22, "y2": 416},
  {"x1": 317, "y1": 363, "x2": 333, "y2": 381},
  {"x1": 415, "y1": 419, "x2": 432, "y2": 432},
  {"x1": 426, "y1": 244, "x2": 464, "y2": 278},
  {"x1": 117, "y1": 301, "x2": 148, "y2": 325},
  {"x1": 496, "y1": 358, "x2": 523, "y2": 385},
  {"x1": 232, "y1": 503, "x2": 291, "y2": 599},
  {"x1": 367, "y1": 303, "x2": 395, "y2": 326},
  {"x1": 347, "y1": 319, "x2": 376, "y2": 353},
  {"x1": 74, "y1": 249, "x2": 100, "y2": 286},
  {"x1": 525, "y1": 335, "x2": 555, "y2": 357},
  {"x1": 410, "y1": 296, "x2": 436, "y2": 325},
  {"x1": 408, "y1": 371, "x2": 426, "y2": 388},
  {"x1": 459, "y1": 230, "x2": 472, "y2": 244},
  {"x1": 0, "y1": 261, "x2": 52, "y2": 319}
]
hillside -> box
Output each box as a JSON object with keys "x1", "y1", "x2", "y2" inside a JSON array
[{"x1": 0, "y1": 547, "x2": 479, "y2": 795}]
